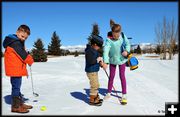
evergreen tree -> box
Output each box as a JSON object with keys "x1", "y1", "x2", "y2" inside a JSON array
[
  {"x1": 130, "y1": 48, "x2": 134, "y2": 54},
  {"x1": 74, "y1": 51, "x2": 79, "y2": 57},
  {"x1": 87, "y1": 23, "x2": 103, "y2": 56},
  {"x1": 87, "y1": 23, "x2": 100, "y2": 45},
  {"x1": 136, "y1": 45, "x2": 142, "y2": 54},
  {"x1": 48, "y1": 31, "x2": 61, "y2": 56},
  {"x1": 155, "y1": 44, "x2": 161, "y2": 54},
  {"x1": 31, "y1": 38, "x2": 47, "y2": 62},
  {"x1": 110, "y1": 19, "x2": 115, "y2": 28},
  {"x1": 92, "y1": 23, "x2": 99, "y2": 36}
]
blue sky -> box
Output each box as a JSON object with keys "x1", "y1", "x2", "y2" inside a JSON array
[{"x1": 2, "y1": 2, "x2": 178, "y2": 50}]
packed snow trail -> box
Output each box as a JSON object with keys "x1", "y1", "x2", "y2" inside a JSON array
[{"x1": 1, "y1": 54, "x2": 178, "y2": 115}]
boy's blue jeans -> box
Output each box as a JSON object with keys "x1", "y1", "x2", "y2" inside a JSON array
[{"x1": 10, "y1": 77, "x2": 22, "y2": 97}]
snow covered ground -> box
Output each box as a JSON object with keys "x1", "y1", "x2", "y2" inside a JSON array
[{"x1": 1, "y1": 54, "x2": 179, "y2": 115}]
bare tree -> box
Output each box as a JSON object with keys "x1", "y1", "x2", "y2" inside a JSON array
[
  {"x1": 162, "y1": 17, "x2": 168, "y2": 59},
  {"x1": 155, "y1": 17, "x2": 178, "y2": 60},
  {"x1": 167, "y1": 19, "x2": 175, "y2": 59},
  {"x1": 155, "y1": 22, "x2": 163, "y2": 54},
  {"x1": 173, "y1": 23, "x2": 179, "y2": 55}
]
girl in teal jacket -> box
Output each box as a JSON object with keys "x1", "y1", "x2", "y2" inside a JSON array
[{"x1": 103, "y1": 23, "x2": 130, "y2": 105}]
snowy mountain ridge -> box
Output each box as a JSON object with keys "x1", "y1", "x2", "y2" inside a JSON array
[
  {"x1": 61, "y1": 43, "x2": 158, "y2": 52},
  {"x1": 61, "y1": 45, "x2": 86, "y2": 53}
]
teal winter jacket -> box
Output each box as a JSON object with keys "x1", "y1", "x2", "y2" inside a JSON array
[{"x1": 103, "y1": 34, "x2": 130, "y2": 65}]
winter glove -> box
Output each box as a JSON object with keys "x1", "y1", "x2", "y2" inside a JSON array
[
  {"x1": 97, "y1": 57, "x2": 103, "y2": 63},
  {"x1": 24, "y1": 54, "x2": 34, "y2": 66},
  {"x1": 99, "y1": 61, "x2": 104, "y2": 68}
]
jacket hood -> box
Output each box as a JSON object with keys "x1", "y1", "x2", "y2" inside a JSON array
[
  {"x1": 85, "y1": 44, "x2": 91, "y2": 52},
  {"x1": 3, "y1": 34, "x2": 19, "y2": 48}
]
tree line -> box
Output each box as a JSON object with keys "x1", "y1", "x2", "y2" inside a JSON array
[{"x1": 1, "y1": 17, "x2": 178, "y2": 61}]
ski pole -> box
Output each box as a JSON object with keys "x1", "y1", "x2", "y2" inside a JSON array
[
  {"x1": 103, "y1": 68, "x2": 121, "y2": 104},
  {"x1": 29, "y1": 66, "x2": 39, "y2": 97}
]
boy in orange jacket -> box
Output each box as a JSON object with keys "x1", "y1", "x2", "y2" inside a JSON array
[{"x1": 3, "y1": 24, "x2": 34, "y2": 113}]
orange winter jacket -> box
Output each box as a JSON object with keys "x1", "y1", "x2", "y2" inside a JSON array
[{"x1": 3, "y1": 34, "x2": 34, "y2": 77}]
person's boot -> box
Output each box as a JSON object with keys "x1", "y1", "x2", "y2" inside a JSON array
[
  {"x1": 121, "y1": 94, "x2": 127, "y2": 105},
  {"x1": 97, "y1": 94, "x2": 103, "y2": 102},
  {"x1": 19, "y1": 96, "x2": 33, "y2": 109},
  {"x1": 89, "y1": 95, "x2": 102, "y2": 106},
  {"x1": 11, "y1": 96, "x2": 29, "y2": 113}
]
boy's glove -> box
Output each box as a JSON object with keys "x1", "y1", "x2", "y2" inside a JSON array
[
  {"x1": 24, "y1": 54, "x2": 34, "y2": 66},
  {"x1": 99, "y1": 61, "x2": 108, "y2": 70},
  {"x1": 99, "y1": 61, "x2": 104, "y2": 68},
  {"x1": 97, "y1": 57, "x2": 103, "y2": 63}
]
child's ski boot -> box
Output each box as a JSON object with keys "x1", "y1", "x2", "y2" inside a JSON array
[
  {"x1": 121, "y1": 94, "x2": 127, "y2": 105},
  {"x1": 89, "y1": 95, "x2": 103, "y2": 106},
  {"x1": 97, "y1": 94, "x2": 103, "y2": 103},
  {"x1": 11, "y1": 96, "x2": 29, "y2": 113}
]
